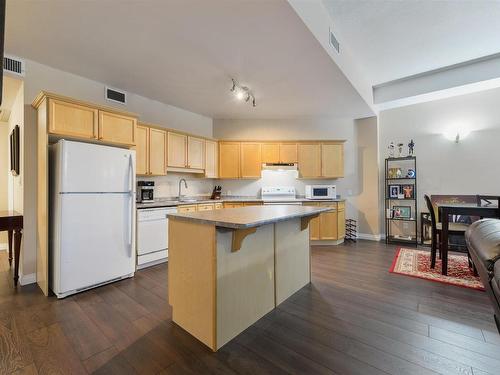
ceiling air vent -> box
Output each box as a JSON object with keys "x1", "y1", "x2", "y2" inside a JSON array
[
  {"x1": 329, "y1": 29, "x2": 340, "y2": 54},
  {"x1": 3, "y1": 55, "x2": 25, "y2": 76},
  {"x1": 105, "y1": 87, "x2": 127, "y2": 104}
]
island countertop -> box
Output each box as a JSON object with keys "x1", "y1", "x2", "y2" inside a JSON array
[{"x1": 167, "y1": 205, "x2": 331, "y2": 229}]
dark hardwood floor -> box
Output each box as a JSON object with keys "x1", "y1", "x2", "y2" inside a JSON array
[{"x1": 1, "y1": 241, "x2": 499, "y2": 375}]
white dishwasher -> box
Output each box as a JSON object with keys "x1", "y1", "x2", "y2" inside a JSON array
[{"x1": 137, "y1": 207, "x2": 177, "y2": 269}]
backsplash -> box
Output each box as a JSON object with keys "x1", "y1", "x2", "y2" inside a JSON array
[
  {"x1": 144, "y1": 170, "x2": 346, "y2": 199},
  {"x1": 216, "y1": 169, "x2": 341, "y2": 197},
  {"x1": 140, "y1": 173, "x2": 214, "y2": 198}
]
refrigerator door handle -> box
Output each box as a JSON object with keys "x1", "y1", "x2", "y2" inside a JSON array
[{"x1": 128, "y1": 154, "x2": 134, "y2": 257}]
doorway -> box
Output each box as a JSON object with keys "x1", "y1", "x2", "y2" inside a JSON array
[{"x1": 0, "y1": 74, "x2": 23, "y2": 289}]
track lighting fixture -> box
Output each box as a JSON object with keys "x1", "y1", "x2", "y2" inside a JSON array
[{"x1": 230, "y1": 78, "x2": 256, "y2": 107}]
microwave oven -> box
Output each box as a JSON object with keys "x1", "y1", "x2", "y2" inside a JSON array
[{"x1": 305, "y1": 185, "x2": 336, "y2": 200}]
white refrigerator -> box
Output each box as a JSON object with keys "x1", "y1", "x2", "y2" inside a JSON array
[{"x1": 50, "y1": 140, "x2": 136, "y2": 298}]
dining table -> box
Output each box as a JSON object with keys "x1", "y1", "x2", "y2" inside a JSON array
[
  {"x1": 0, "y1": 210, "x2": 23, "y2": 285},
  {"x1": 437, "y1": 203, "x2": 500, "y2": 275}
]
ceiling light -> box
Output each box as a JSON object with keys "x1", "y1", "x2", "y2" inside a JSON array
[
  {"x1": 235, "y1": 90, "x2": 245, "y2": 101},
  {"x1": 230, "y1": 78, "x2": 256, "y2": 107}
]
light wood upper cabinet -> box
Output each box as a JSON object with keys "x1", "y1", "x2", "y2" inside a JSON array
[
  {"x1": 298, "y1": 143, "x2": 321, "y2": 178},
  {"x1": 219, "y1": 142, "x2": 240, "y2": 178},
  {"x1": 280, "y1": 143, "x2": 297, "y2": 163},
  {"x1": 149, "y1": 128, "x2": 167, "y2": 175},
  {"x1": 240, "y1": 143, "x2": 262, "y2": 178},
  {"x1": 48, "y1": 98, "x2": 98, "y2": 139},
  {"x1": 98, "y1": 110, "x2": 136, "y2": 146},
  {"x1": 261, "y1": 143, "x2": 280, "y2": 163},
  {"x1": 168, "y1": 132, "x2": 187, "y2": 168},
  {"x1": 136, "y1": 124, "x2": 167, "y2": 176},
  {"x1": 136, "y1": 125, "x2": 149, "y2": 175},
  {"x1": 205, "y1": 140, "x2": 218, "y2": 178},
  {"x1": 187, "y1": 136, "x2": 205, "y2": 170},
  {"x1": 321, "y1": 143, "x2": 344, "y2": 178}
]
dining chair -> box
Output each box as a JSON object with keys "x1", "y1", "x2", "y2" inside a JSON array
[
  {"x1": 476, "y1": 195, "x2": 500, "y2": 207},
  {"x1": 424, "y1": 195, "x2": 470, "y2": 269}
]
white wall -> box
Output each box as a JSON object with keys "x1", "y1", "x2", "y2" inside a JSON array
[
  {"x1": 379, "y1": 85, "x2": 500, "y2": 233},
  {"x1": 213, "y1": 117, "x2": 359, "y2": 220},
  {"x1": 354, "y1": 117, "x2": 380, "y2": 238},
  {"x1": 24, "y1": 59, "x2": 213, "y2": 137},
  {"x1": 8, "y1": 81, "x2": 24, "y2": 214},
  {"x1": 0, "y1": 122, "x2": 8, "y2": 245}
]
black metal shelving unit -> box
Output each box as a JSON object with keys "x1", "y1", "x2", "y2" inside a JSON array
[{"x1": 385, "y1": 156, "x2": 418, "y2": 246}]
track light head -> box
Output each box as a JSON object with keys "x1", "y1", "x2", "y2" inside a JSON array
[{"x1": 230, "y1": 78, "x2": 256, "y2": 108}]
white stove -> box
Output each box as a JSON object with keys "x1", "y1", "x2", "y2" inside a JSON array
[{"x1": 261, "y1": 186, "x2": 301, "y2": 205}]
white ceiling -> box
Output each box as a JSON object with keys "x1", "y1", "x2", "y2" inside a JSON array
[
  {"x1": 322, "y1": 0, "x2": 500, "y2": 85},
  {"x1": 5, "y1": 0, "x2": 373, "y2": 120}
]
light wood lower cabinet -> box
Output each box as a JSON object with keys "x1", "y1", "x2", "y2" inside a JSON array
[
  {"x1": 223, "y1": 203, "x2": 244, "y2": 209},
  {"x1": 98, "y1": 110, "x2": 137, "y2": 146},
  {"x1": 48, "y1": 98, "x2": 98, "y2": 139},
  {"x1": 197, "y1": 203, "x2": 214, "y2": 211},
  {"x1": 304, "y1": 202, "x2": 345, "y2": 241},
  {"x1": 136, "y1": 124, "x2": 167, "y2": 176},
  {"x1": 303, "y1": 202, "x2": 320, "y2": 240},
  {"x1": 319, "y1": 204, "x2": 338, "y2": 240},
  {"x1": 214, "y1": 203, "x2": 223, "y2": 210},
  {"x1": 178, "y1": 205, "x2": 197, "y2": 213}
]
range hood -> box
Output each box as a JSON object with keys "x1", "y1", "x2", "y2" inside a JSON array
[{"x1": 262, "y1": 163, "x2": 297, "y2": 171}]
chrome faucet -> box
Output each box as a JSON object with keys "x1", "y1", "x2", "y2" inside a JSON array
[{"x1": 178, "y1": 178, "x2": 188, "y2": 200}]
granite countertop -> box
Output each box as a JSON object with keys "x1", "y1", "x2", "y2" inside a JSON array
[
  {"x1": 167, "y1": 205, "x2": 332, "y2": 229},
  {"x1": 137, "y1": 196, "x2": 345, "y2": 209}
]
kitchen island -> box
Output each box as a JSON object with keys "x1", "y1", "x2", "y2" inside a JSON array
[{"x1": 167, "y1": 205, "x2": 330, "y2": 351}]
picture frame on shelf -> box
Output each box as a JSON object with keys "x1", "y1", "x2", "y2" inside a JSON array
[
  {"x1": 393, "y1": 206, "x2": 411, "y2": 219},
  {"x1": 401, "y1": 184, "x2": 414, "y2": 199},
  {"x1": 388, "y1": 185, "x2": 400, "y2": 198},
  {"x1": 388, "y1": 168, "x2": 402, "y2": 179}
]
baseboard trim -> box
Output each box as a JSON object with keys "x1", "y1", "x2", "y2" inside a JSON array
[
  {"x1": 357, "y1": 233, "x2": 383, "y2": 241},
  {"x1": 20, "y1": 273, "x2": 36, "y2": 286},
  {"x1": 311, "y1": 239, "x2": 344, "y2": 246}
]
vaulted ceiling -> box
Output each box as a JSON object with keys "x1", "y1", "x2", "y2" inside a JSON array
[{"x1": 5, "y1": 0, "x2": 373, "y2": 120}]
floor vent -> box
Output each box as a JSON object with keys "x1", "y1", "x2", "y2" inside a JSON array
[
  {"x1": 105, "y1": 87, "x2": 127, "y2": 104},
  {"x1": 329, "y1": 29, "x2": 340, "y2": 54},
  {"x1": 3, "y1": 55, "x2": 25, "y2": 76}
]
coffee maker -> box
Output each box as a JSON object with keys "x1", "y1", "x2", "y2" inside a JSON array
[{"x1": 137, "y1": 181, "x2": 154, "y2": 203}]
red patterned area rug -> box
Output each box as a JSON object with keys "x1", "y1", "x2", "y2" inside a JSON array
[{"x1": 390, "y1": 248, "x2": 484, "y2": 291}]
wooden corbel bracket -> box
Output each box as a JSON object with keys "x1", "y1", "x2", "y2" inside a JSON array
[
  {"x1": 301, "y1": 214, "x2": 319, "y2": 231},
  {"x1": 231, "y1": 227, "x2": 257, "y2": 252}
]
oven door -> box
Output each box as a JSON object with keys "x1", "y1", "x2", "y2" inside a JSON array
[{"x1": 263, "y1": 201, "x2": 302, "y2": 206}]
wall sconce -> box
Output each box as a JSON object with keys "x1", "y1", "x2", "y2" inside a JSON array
[
  {"x1": 443, "y1": 128, "x2": 470, "y2": 143},
  {"x1": 230, "y1": 78, "x2": 256, "y2": 107}
]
